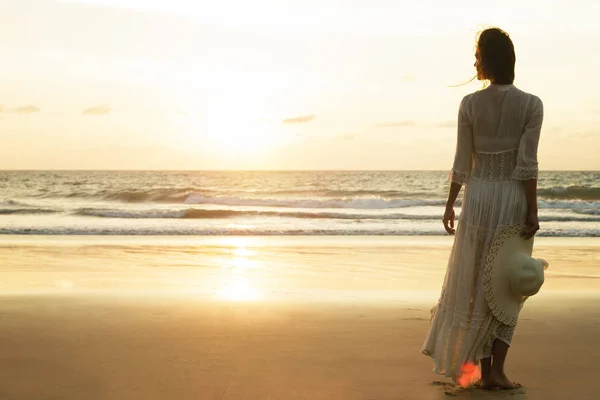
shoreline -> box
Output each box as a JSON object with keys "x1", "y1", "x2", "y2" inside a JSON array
[
  {"x1": 1, "y1": 235, "x2": 598, "y2": 298},
  {"x1": 1, "y1": 234, "x2": 599, "y2": 245}
]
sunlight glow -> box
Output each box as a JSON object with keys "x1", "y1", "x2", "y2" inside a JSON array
[
  {"x1": 61, "y1": 1, "x2": 596, "y2": 35},
  {"x1": 174, "y1": 112, "x2": 297, "y2": 156},
  {"x1": 217, "y1": 275, "x2": 261, "y2": 301},
  {"x1": 54, "y1": 280, "x2": 74, "y2": 289},
  {"x1": 232, "y1": 248, "x2": 257, "y2": 258},
  {"x1": 4, "y1": 1, "x2": 600, "y2": 169},
  {"x1": 216, "y1": 244, "x2": 263, "y2": 301}
]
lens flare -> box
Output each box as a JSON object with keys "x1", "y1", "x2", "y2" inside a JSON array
[{"x1": 458, "y1": 362, "x2": 481, "y2": 387}]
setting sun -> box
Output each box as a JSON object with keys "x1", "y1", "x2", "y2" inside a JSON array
[{"x1": 172, "y1": 110, "x2": 300, "y2": 158}]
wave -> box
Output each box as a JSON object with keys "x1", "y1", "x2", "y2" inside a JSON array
[
  {"x1": 0, "y1": 208, "x2": 59, "y2": 215},
  {"x1": 539, "y1": 186, "x2": 600, "y2": 200},
  {"x1": 0, "y1": 199, "x2": 31, "y2": 207},
  {"x1": 72, "y1": 207, "x2": 600, "y2": 222},
  {"x1": 538, "y1": 215, "x2": 600, "y2": 222},
  {"x1": 36, "y1": 186, "x2": 600, "y2": 207},
  {"x1": 538, "y1": 200, "x2": 600, "y2": 210},
  {"x1": 182, "y1": 194, "x2": 448, "y2": 209},
  {"x1": 73, "y1": 207, "x2": 442, "y2": 220},
  {"x1": 573, "y1": 209, "x2": 600, "y2": 216},
  {"x1": 250, "y1": 188, "x2": 433, "y2": 198},
  {"x1": 0, "y1": 226, "x2": 598, "y2": 237},
  {"x1": 76, "y1": 208, "x2": 186, "y2": 219},
  {"x1": 0, "y1": 200, "x2": 59, "y2": 215},
  {"x1": 75, "y1": 188, "x2": 208, "y2": 203},
  {"x1": 45, "y1": 188, "x2": 449, "y2": 208},
  {"x1": 4, "y1": 203, "x2": 600, "y2": 222},
  {"x1": 47, "y1": 187, "x2": 437, "y2": 201},
  {"x1": 71, "y1": 189, "x2": 449, "y2": 208}
]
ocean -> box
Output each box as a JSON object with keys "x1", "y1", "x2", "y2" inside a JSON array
[{"x1": 1, "y1": 170, "x2": 599, "y2": 237}]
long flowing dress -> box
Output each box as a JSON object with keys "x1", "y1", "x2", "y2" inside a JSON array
[{"x1": 421, "y1": 83, "x2": 544, "y2": 380}]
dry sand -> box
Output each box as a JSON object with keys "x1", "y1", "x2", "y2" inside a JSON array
[{"x1": 0, "y1": 294, "x2": 598, "y2": 400}]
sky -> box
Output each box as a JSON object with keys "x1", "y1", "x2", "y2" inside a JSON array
[{"x1": 1, "y1": 0, "x2": 599, "y2": 170}]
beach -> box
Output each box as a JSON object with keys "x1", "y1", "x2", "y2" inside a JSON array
[{"x1": 1, "y1": 236, "x2": 599, "y2": 399}]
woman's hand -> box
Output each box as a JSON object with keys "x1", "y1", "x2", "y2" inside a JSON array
[
  {"x1": 442, "y1": 206, "x2": 456, "y2": 235},
  {"x1": 521, "y1": 210, "x2": 540, "y2": 239}
]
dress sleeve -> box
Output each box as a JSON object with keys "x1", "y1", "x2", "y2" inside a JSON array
[
  {"x1": 449, "y1": 97, "x2": 473, "y2": 185},
  {"x1": 511, "y1": 96, "x2": 543, "y2": 180}
]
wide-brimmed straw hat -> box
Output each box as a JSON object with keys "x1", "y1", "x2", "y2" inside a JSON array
[{"x1": 484, "y1": 225, "x2": 549, "y2": 326}]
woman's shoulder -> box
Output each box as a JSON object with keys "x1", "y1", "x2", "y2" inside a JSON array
[
  {"x1": 460, "y1": 88, "x2": 486, "y2": 107},
  {"x1": 512, "y1": 87, "x2": 543, "y2": 115},
  {"x1": 512, "y1": 86, "x2": 543, "y2": 106},
  {"x1": 465, "y1": 85, "x2": 542, "y2": 109},
  {"x1": 460, "y1": 91, "x2": 478, "y2": 107}
]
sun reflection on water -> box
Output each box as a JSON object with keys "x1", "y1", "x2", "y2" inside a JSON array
[
  {"x1": 55, "y1": 280, "x2": 74, "y2": 289},
  {"x1": 216, "y1": 244, "x2": 263, "y2": 301},
  {"x1": 217, "y1": 275, "x2": 262, "y2": 301}
]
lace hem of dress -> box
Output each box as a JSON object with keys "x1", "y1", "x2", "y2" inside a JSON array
[
  {"x1": 511, "y1": 166, "x2": 538, "y2": 180},
  {"x1": 423, "y1": 302, "x2": 515, "y2": 378},
  {"x1": 483, "y1": 225, "x2": 523, "y2": 327},
  {"x1": 495, "y1": 323, "x2": 516, "y2": 346},
  {"x1": 449, "y1": 169, "x2": 469, "y2": 184}
]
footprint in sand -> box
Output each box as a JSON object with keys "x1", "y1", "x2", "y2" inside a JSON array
[{"x1": 432, "y1": 381, "x2": 527, "y2": 397}]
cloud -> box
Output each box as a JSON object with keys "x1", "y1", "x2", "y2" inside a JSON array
[
  {"x1": 83, "y1": 105, "x2": 111, "y2": 115},
  {"x1": 282, "y1": 115, "x2": 316, "y2": 124},
  {"x1": 571, "y1": 130, "x2": 599, "y2": 139},
  {"x1": 12, "y1": 105, "x2": 40, "y2": 114},
  {"x1": 436, "y1": 121, "x2": 456, "y2": 128},
  {"x1": 375, "y1": 120, "x2": 415, "y2": 128},
  {"x1": 337, "y1": 134, "x2": 357, "y2": 140}
]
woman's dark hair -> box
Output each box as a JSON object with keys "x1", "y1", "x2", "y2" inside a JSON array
[{"x1": 476, "y1": 28, "x2": 516, "y2": 84}]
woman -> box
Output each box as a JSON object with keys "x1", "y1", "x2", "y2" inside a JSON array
[{"x1": 421, "y1": 28, "x2": 543, "y2": 389}]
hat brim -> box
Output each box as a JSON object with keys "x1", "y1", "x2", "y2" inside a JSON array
[{"x1": 484, "y1": 225, "x2": 533, "y2": 327}]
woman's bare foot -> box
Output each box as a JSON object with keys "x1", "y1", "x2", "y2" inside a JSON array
[
  {"x1": 476, "y1": 378, "x2": 495, "y2": 390},
  {"x1": 476, "y1": 357, "x2": 493, "y2": 389},
  {"x1": 489, "y1": 370, "x2": 520, "y2": 390}
]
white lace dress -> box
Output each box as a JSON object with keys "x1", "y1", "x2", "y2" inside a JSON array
[{"x1": 421, "y1": 84, "x2": 543, "y2": 380}]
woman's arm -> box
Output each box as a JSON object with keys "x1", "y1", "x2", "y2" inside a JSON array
[
  {"x1": 512, "y1": 96, "x2": 543, "y2": 239},
  {"x1": 521, "y1": 179, "x2": 539, "y2": 239},
  {"x1": 523, "y1": 179, "x2": 538, "y2": 213},
  {"x1": 449, "y1": 97, "x2": 473, "y2": 186},
  {"x1": 443, "y1": 182, "x2": 462, "y2": 235},
  {"x1": 444, "y1": 97, "x2": 473, "y2": 235}
]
